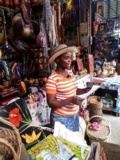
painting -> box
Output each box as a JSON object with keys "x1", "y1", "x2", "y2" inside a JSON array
[
  {"x1": 97, "y1": 1, "x2": 104, "y2": 17},
  {"x1": 98, "y1": 23, "x2": 106, "y2": 33},
  {"x1": 106, "y1": 19, "x2": 115, "y2": 33},
  {"x1": 63, "y1": 27, "x2": 78, "y2": 46}
]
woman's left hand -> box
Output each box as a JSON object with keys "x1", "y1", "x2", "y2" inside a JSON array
[{"x1": 72, "y1": 96, "x2": 84, "y2": 105}]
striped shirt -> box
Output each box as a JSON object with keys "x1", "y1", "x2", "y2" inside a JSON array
[{"x1": 45, "y1": 69, "x2": 79, "y2": 116}]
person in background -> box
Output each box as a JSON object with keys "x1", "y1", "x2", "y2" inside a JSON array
[{"x1": 45, "y1": 44, "x2": 88, "y2": 132}]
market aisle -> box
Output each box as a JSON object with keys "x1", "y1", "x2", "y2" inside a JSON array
[{"x1": 104, "y1": 113, "x2": 120, "y2": 145}]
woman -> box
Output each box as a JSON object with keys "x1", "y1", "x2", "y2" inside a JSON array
[{"x1": 46, "y1": 44, "x2": 87, "y2": 131}]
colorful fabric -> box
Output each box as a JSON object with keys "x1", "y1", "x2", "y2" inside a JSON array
[
  {"x1": 45, "y1": 69, "x2": 79, "y2": 116},
  {"x1": 51, "y1": 111, "x2": 79, "y2": 131},
  {"x1": 27, "y1": 134, "x2": 75, "y2": 160},
  {"x1": 21, "y1": 126, "x2": 53, "y2": 150},
  {"x1": 27, "y1": 89, "x2": 51, "y2": 126},
  {"x1": 27, "y1": 98, "x2": 51, "y2": 126},
  {"x1": 0, "y1": 98, "x2": 32, "y2": 133},
  {"x1": 58, "y1": 137, "x2": 90, "y2": 160}
]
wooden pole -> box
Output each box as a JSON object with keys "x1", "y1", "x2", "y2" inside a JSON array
[{"x1": 57, "y1": 2, "x2": 62, "y2": 43}]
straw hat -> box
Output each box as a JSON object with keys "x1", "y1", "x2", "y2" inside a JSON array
[{"x1": 49, "y1": 44, "x2": 78, "y2": 64}]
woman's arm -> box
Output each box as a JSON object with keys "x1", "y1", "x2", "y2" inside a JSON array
[{"x1": 47, "y1": 94, "x2": 84, "y2": 108}]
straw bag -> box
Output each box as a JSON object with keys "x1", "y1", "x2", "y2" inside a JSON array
[
  {"x1": 0, "y1": 117, "x2": 22, "y2": 160},
  {"x1": 86, "y1": 115, "x2": 111, "y2": 143},
  {"x1": 88, "y1": 96, "x2": 103, "y2": 123}
]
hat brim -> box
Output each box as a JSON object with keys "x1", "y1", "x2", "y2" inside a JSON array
[{"x1": 49, "y1": 46, "x2": 78, "y2": 64}]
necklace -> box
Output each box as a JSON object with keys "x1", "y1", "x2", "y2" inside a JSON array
[{"x1": 55, "y1": 69, "x2": 69, "y2": 78}]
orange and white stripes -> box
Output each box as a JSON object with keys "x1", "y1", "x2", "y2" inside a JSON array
[{"x1": 45, "y1": 70, "x2": 79, "y2": 116}]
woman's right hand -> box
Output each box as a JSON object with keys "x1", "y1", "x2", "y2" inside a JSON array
[{"x1": 71, "y1": 96, "x2": 84, "y2": 105}]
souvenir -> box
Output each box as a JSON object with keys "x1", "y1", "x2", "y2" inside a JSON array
[
  {"x1": 93, "y1": 21, "x2": 99, "y2": 35},
  {"x1": 106, "y1": 19, "x2": 115, "y2": 33},
  {"x1": 21, "y1": 0, "x2": 31, "y2": 24},
  {"x1": 98, "y1": 23, "x2": 106, "y2": 33},
  {"x1": 0, "y1": 60, "x2": 10, "y2": 80},
  {"x1": 36, "y1": 32, "x2": 46, "y2": 48}
]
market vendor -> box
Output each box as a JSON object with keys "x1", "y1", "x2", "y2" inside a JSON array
[{"x1": 45, "y1": 44, "x2": 88, "y2": 132}]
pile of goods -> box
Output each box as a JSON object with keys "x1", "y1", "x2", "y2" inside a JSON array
[{"x1": 0, "y1": 0, "x2": 40, "y2": 10}]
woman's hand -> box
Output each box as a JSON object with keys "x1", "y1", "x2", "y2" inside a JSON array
[{"x1": 72, "y1": 96, "x2": 84, "y2": 105}]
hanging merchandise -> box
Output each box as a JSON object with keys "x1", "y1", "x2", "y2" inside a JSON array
[
  {"x1": 11, "y1": 62, "x2": 23, "y2": 80},
  {"x1": 36, "y1": 32, "x2": 46, "y2": 48},
  {"x1": 27, "y1": 88, "x2": 51, "y2": 126},
  {"x1": 106, "y1": 19, "x2": 115, "y2": 33},
  {"x1": 50, "y1": 6, "x2": 58, "y2": 48},
  {"x1": 10, "y1": 13, "x2": 35, "y2": 39},
  {"x1": 63, "y1": 27, "x2": 78, "y2": 46},
  {"x1": 42, "y1": 0, "x2": 58, "y2": 49},
  {"x1": 2, "y1": 9, "x2": 10, "y2": 56},
  {"x1": 7, "y1": 12, "x2": 36, "y2": 54},
  {"x1": 96, "y1": 1, "x2": 104, "y2": 17},
  {"x1": 38, "y1": 23, "x2": 48, "y2": 57},
  {"x1": 114, "y1": 18, "x2": 120, "y2": 31},
  {"x1": 0, "y1": 60, "x2": 10, "y2": 80},
  {"x1": 98, "y1": 22, "x2": 106, "y2": 33},
  {"x1": 62, "y1": 0, "x2": 79, "y2": 28},
  {"x1": 95, "y1": 12, "x2": 105, "y2": 22},
  {"x1": 88, "y1": 54, "x2": 94, "y2": 73},
  {"x1": 80, "y1": 22, "x2": 88, "y2": 35},
  {"x1": 20, "y1": 0, "x2": 31, "y2": 24},
  {"x1": 93, "y1": 21, "x2": 99, "y2": 35},
  {"x1": 42, "y1": 0, "x2": 52, "y2": 42},
  {"x1": 80, "y1": 36, "x2": 89, "y2": 48}
]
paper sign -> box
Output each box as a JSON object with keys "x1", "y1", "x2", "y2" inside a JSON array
[{"x1": 78, "y1": 85, "x2": 100, "y2": 99}]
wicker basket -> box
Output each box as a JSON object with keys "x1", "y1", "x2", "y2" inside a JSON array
[
  {"x1": 86, "y1": 115, "x2": 111, "y2": 143},
  {"x1": 0, "y1": 117, "x2": 22, "y2": 160}
]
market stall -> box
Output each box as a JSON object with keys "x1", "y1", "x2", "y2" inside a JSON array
[{"x1": 0, "y1": 0, "x2": 120, "y2": 160}]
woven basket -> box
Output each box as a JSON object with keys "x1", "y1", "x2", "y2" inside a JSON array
[
  {"x1": 86, "y1": 115, "x2": 111, "y2": 143},
  {"x1": 88, "y1": 96, "x2": 103, "y2": 123},
  {"x1": 0, "y1": 117, "x2": 22, "y2": 160}
]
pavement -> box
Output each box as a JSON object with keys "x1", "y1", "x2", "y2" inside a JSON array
[{"x1": 103, "y1": 113, "x2": 120, "y2": 145}]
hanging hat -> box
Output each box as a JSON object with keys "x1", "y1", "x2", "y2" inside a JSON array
[{"x1": 49, "y1": 44, "x2": 78, "y2": 64}]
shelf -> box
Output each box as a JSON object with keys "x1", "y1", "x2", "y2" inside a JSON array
[
  {"x1": 103, "y1": 107, "x2": 114, "y2": 111},
  {"x1": 0, "y1": 5, "x2": 16, "y2": 12}
]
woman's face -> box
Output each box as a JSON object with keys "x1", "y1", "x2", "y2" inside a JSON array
[{"x1": 57, "y1": 52, "x2": 72, "y2": 70}]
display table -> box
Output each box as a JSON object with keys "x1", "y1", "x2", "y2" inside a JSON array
[
  {"x1": 76, "y1": 74, "x2": 91, "y2": 89},
  {"x1": 93, "y1": 76, "x2": 120, "y2": 116}
]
